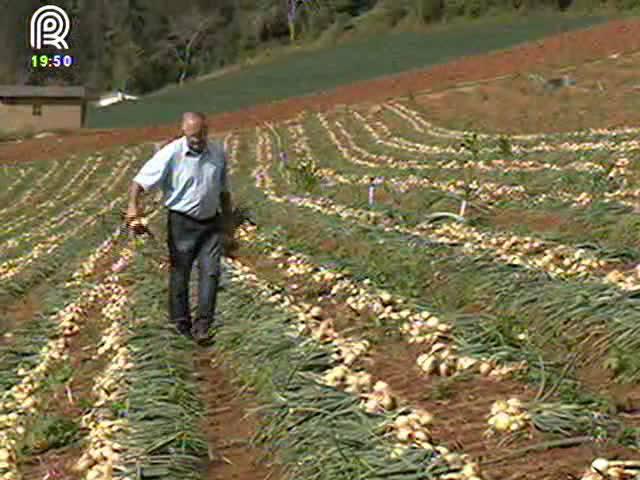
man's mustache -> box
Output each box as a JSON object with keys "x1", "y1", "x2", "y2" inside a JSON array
[{"x1": 188, "y1": 138, "x2": 206, "y2": 150}]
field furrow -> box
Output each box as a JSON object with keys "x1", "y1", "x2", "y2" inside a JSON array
[
  {"x1": 286, "y1": 114, "x2": 640, "y2": 256},
  {"x1": 2, "y1": 149, "x2": 120, "y2": 241},
  {"x1": 226, "y1": 126, "x2": 640, "y2": 478},
  {"x1": 1, "y1": 147, "x2": 141, "y2": 256},
  {"x1": 256, "y1": 127, "x2": 640, "y2": 293},
  {"x1": 0, "y1": 159, "x2": 73, "y2": 221},
  {"x1": 365, "y1": 102, "x2": 640, "y2": 155},
  {"x1": 0, "y1": 167, "x2": 36, "y2": 206},
  {"x1": 0, "y1": 250, "x2": 132, "y2": 479},
  {"x1": 234, "y1": 223, "x2": 639, "y2": 479},
  {"x1": 0, "y1": 146, "x2": 147, "y2": 284},
  {"x1": 386, "y1": 100, "x2": 640, "y2": 142}
]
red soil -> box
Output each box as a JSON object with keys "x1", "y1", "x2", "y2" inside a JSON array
[
  {"x1": 370, "y1": 341, "x2": 635, "y2": 480},
  {"x1": 195, "y1": 350, "x2": 281, "y2": 480},
  {"x1": 2, "y1": 19, "x2": 640, "y2": 164}
]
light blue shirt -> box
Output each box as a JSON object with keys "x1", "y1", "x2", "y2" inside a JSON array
[{"x1": 133, "y1": 137, "x2": 230, "y2": 220}]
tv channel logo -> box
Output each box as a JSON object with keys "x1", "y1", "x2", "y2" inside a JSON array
[{"x1": 29, "y1": 5, "x2": 71, "y2": 50}]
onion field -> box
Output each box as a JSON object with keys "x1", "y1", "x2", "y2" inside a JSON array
[{"x1": 3, "y1": 95, "x2": 640, "y2": 480}]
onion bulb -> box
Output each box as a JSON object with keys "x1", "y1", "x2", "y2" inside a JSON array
[
  {"x1": 413, "y1": 430, "x2": 428, "y2": 442},
  {"x1": 488, "y1": 412, "x2": 511, "y2": 431},
  {"x1": 490, "y1": 400, "x2": 509, "y2": 416},
  {"x1": 394, "y1": 415, "x2": 410, "y2": 428},
  {"x1": 590, "y1": 458, "x2": 609, "y2": 473},
  {"x1": 479, "y1": 362, "x2": 493, "y2": 376},
  {"x1": 396, "y1": 427, "x2": 412, "y2": 442}
]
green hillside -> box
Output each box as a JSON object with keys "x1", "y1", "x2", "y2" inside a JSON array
[{"x1": 88, "y1": 14, "x2": 606, "y2": 129}]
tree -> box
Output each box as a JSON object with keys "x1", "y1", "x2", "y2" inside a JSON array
[
  {"x1": 152, "y1": 8, "x2": 222, "y2": 84},
  {"x1": 286, "y1": 0, "x2": 321, "y2": 42}
]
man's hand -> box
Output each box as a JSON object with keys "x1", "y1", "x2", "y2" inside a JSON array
[
  {"x1": 125, "y1": 204, "x2": 140, "y2": 222},
  {"x1": 130, "y1": 217, "x2": 151, "y2": 237},
  {"x1": 123, "y1": 206, "x2": 150, "y2": 237},
  {"x1": 125, "y1": 205, "x2": 141, "y2": 234},
  {"x1": 126, "y1": 182, "x2": 146, "y2": 233}
]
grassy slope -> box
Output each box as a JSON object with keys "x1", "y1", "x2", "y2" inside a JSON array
[{"x1": 88, "y1": 14, "x2": 606, "y2": 129}]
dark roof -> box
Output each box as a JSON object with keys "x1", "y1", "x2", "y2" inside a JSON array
[{"x1": 0, "y1": 85, "x2": 87, "y2": 99}]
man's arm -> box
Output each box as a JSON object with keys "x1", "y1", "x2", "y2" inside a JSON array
[
  {"x1": 126, "y1": 181, "x2": 146, "y2": 219},
  {"x1": 127, "y1": 143, "x2": 173, "y2": 219}
]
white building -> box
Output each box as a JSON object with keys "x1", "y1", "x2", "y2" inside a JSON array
[{"x1": 94, "y1": 90, "x2": 139, "y2": 108}]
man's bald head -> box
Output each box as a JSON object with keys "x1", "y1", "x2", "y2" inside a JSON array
[
  {"x1": 182, "y1": 112, "x2": 208, "y2": 153},
  {"x1": 182, "y1": 112, "x2": 207, "y2": 136}
]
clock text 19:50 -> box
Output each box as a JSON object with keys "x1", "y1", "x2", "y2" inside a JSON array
[{"x1": 31, "y1": 55, "x2": 74, "y2": 68}]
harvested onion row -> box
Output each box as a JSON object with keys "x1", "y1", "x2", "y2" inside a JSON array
[
  {"x1": 307, "y1": 112, "x2": 636, "y2": 210},
  {"x1": 349, "y1": 108, "x2": 633, "y2": 181},
  {"x1": 0, "y1": 159, "x2": 66, "y2": 218},
  {"x1": 352, "y1": 108, "x2": 635, "y2": 205},
  {"x1": 385, "y1": 102, "x2": 640, "y2": 153},
  {"x1": 267, "y1": 236, "x2": 517, "y2": 379},
  {"x1": 225, "y1": 259, "x2": 385, "y2": 413},
  {"x1": 387, "y1": 100, "x2": 640, "y2": 142},
  {"x1": 336, "y1": 112, "x2": 633, "y2": 203},
  {"x1": 5, "y1": 151, "x2": 110, "y2": 236},
  {"x1": 4, "y1": 147, "x2": 139, "y2": 242},
  {"x1": 0, "y1": 195, "x2": 123, "y2": 281},
  {"x1": 259, "y1": 131, "x2": 640, "y2": 291},
  {"x1": 325, "y1": 112, "x2": 607, "y2": 175},
  {"x1": 0, "y1": 274, "x2": 131, "y2": 479},
  {"x1": 225, "y1": 255, "x2": 484, "y2": 479},
  {"x1": 263, "y1": 186, "x2": 631, "y2": 290},
  {"x1": 246, "y1": 226, "x2": 522, "y2": 380},
  {"x1": 0, "y1": 166, "x2": 35, "y2": 200},
  {"x1": 254, "y1": 128, "x2": 524, "y2": 379},
  {"x1": 418, "y1": 222, "x2": 640, "y2": 291},
  {"x1": 72, "y1": 266, "x2": 134, "y2": 479},
  {"x1": 0, "y1": 146, "x2": 141, "y2": 279},
  {"x1": 289, "y1": 120, "x2": 532, "y2": 206},
  {"x1": 0, "y1": 203, "x2": 153, "y2": 479},
  {"x1": 581, "y1": 458, "x2": 640, "y2": 480}
]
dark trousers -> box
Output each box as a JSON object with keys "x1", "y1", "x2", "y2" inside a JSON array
[{"x1": 167, "y1": 209, "x2": 223, "y2": 328}]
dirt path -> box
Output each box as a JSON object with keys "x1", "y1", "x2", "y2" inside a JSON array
[
  {"x1": 194, "y1": 347, "x2": 281, "y2": 480},
  {"x1": 2, "y1": 19, "x2": 640, "y2": 165}
]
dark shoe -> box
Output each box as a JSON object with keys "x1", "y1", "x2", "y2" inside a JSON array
[
  {"x1": 177, "y1": 323, "x2": 192, "y2": 338},
  {"x1": 191, "y1": 320, "x2": 212, "y2": 345},
  {"x1": 172, "y1": 318, "x2": 192, "y2": 338}
]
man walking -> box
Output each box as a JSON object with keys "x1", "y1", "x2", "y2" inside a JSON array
[{"x1": 126, "y1": 112, "x2": 232, "y2": 344}]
